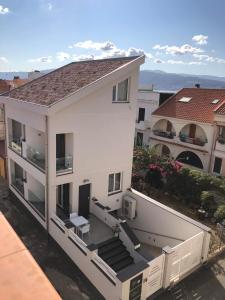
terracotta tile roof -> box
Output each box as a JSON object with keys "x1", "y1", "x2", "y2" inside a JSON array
[
  {"x1": 0, "y1": 212, "x2": 61, "y2": 300},
  {"x1": 0, "y1": 80, "x2": 10, "y2": 94},
  {"x1": 4, "y1": 56, "x2": 139, "y2": 107},
  {"x1": 152, "y1": 88, "x2": 225, "y2": 123},
  {"x1": 215, "y1": 101, "x2": 225, "y2": 115}
]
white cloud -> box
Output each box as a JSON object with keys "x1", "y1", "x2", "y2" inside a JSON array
[
  {"x1": 56, "y1": 52, "x2": 70, "y2": 62},
  {"x1": 0, "y1": 57, "x2": 8, "y2": 63},
  {"x1": 28, "y1": 56, "x2": 52, "y2": 63},
  {"x1": 166, "y1": 59, "x2": 204, "y2": 65},
  {"x1": 193, "y1": 54, "x2": 225, "y2": 64},
  {"x1": 153, "y1": 44, "x2": 203, "y2": 55},
  {"x1": 72, "y1": 54, "x2": 95, "y2": 61},
  {"x1": 192, "y1": 34, "x2": 208, "y2": 45},
  {"x1": 0, "y1": 5, "x2": 9, "y2": 14},
  {"x1": 71, "y1": 40, "x2": 116, "y2": 51},
  {"x1": 47, "y1": 3, "x2": 53, "y2": 11}
]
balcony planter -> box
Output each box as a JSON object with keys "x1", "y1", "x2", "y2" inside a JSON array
[{"x1": 218, "y1": 137, "x2": 225, "y2": 145}]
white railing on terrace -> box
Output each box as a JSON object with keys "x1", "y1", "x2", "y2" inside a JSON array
[{"x1": 92, "y1": 252, "x2": 117, "y2": 283}]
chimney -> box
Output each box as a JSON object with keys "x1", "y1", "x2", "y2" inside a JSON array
[{"x1": 195, "y1": 83, "x2": 200, "y2": 88}]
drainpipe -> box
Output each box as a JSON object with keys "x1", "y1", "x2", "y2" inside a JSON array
[
  {"x1": 45, "y1": 115, "x2": 49, "y2": 234},
  {"x1": 208, "y1": 123, "x2": 217, "y2": 173},
  {"x1": 3, "y1": 104, "x2": 8, "y2": 181}
]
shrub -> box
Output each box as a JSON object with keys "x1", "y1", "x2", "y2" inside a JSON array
[
  {"x1": 214, "y1": 205, "x2": 225, "y2": 222},
  {"x1": 200, "y1": 191, "x2": 217, "y2": 215}
]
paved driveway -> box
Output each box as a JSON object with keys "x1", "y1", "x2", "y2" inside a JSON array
[{"x1": 0, "y1": 180, "x2": 103, "y2": 300}]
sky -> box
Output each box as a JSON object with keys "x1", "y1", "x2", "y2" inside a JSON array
[{"x1": 1, "y1": 0, "x2": 225, "y2": 77}]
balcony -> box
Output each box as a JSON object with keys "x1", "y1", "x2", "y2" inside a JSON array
[
  {"x1": 179, "y1": 133, "x2": 207, "y2": 146},
  {"x1": 28, "y1": 189, "x2": 45, "y2": 218},
  {"x1": 153, "y1": 129, "x2": 175, "y2": 140},
  {"x1": 215, "y1": 136, "x2": 225, "y2": 152},
  {"x1": 26, "y1": 144, "x2": 45, "y2": 172},
  {"x1": 11, "y1": 175, "x2": 24, "y2": 196},
  {"x1": 136, "y1": 120, "x2": 151, "y2": 131},
  {"x1": 56, "y1": 156, "x2": 73, "y2": 175},
  {"x1": 9, "y1": 135, "x2": 22, "y2": 155}
]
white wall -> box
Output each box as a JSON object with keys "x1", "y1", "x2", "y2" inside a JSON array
[
  {"x1": 126, "y1": 190, "x2": 209, "y2": 249},
  {"x1": 47, "y1": 67, "x2": 140, "y2": 218}
]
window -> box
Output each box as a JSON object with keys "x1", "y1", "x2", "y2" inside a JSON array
[
  {"x1": 212, "y1": 99, "x2": 220, "y2": 104},
  {"x1": 213, "y1": 157, "x2": 222, "y2": 174},
  {"x1": 108, "y1": 172, "x2": 122, "y2": 194},
  {"x1": 112, "y1": 79, "x2": 129, "y2": 102},
  {"x1": 178, "y1": 97, "x2": 192, "y2": 103},
  {"x1": 138, "y1": 108, "x2": 145, "y2": 122},
  {"x1": 219, "y1": 126, "x2": 225, "y2": 138}
]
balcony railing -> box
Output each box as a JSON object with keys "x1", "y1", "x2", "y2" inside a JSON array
[
  {"x1": 153, "y1": 129, "x2": 175, "y2": 139},
  {"x1": 26, "y1": 145, "x2": 45, "y2": 171},
  {"x1": 9, "y1": 136, "x2": 22, "y2": 155},
  {"x1": 217, "y1": 136, "x2": 225, "y2": 145},
  {"x1": 56, "y1": 156, "x2": 73, "y2": 174},
  {"x1": 11, "y1": 175, "x2": 24, "y2": 196},
  {"x1": 179, "y1": 133, "x2": 207, "y2": 146},
  {"x1": 28, "y1": 190, "x2": 45, "y2": 218}
]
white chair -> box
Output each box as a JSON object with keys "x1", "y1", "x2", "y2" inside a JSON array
[
  {"x1": 70, "y1": 212, "x2": 78, "y2": 220},
  {"x1": 79, "y1": 223, "x2": 90, "y2": 239}
]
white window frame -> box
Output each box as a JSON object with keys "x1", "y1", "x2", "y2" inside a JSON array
[
  {"x1": 112, "y1": 78, "x2": 130, "y2": 103},
  {"x1": 108, "y1": 172, "x2": 122, "y2": 195}
]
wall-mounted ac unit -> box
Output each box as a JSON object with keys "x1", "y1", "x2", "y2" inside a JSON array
[{"x1": 122, "y1": 196, "x2": 136, "y2": 220}]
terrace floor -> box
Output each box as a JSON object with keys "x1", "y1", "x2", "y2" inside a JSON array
[{"x1": 83, "y1": 214, "x2": 114, "y2": 245}]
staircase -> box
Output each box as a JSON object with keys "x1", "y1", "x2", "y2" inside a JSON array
[{"x1": 97, "y1": 237, "x2": 134, "y2": 272}]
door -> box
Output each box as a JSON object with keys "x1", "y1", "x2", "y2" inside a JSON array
[
  {"x1": 56, "y1": 134, "x2": 65, "y2": 159},
  {"x1": 57, "y1": 183, "x2": 70, "y2": 218},
  {"x1": 166, "y1": 121, "x2": 172, "y2": 132},
  {"x1": 138, "y1": 108, "x2": 145, "y2": 122},
  {"x1": 78, "y1": 184, "x2": 90, "y2": 218},
  {"x1": 189, "y1": 124, "x2": 196, "y2": 138},
  {"x1": 136, "y1": 132, "x2": 143, "y2": 146}
]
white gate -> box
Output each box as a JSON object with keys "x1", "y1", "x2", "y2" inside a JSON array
[
  {"x1": 166, "y1": 231, "x2": 204, "y2": 286},
  {"x1": 146, "y1": 254, "x2": 165, "y2": 298}
]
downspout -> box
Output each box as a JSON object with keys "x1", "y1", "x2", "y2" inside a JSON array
[
  {"x1": 3, "y1": 104, "x2": 8, "y2": 181},
  {"x1": 208, "y1": 122, "x2": 217, "y2": 173},
  {"x1": 45, "y1": 115, "x2": 49, "y2": 233}
]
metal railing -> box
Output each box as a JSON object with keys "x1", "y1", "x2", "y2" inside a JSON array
[
  {"x1": 11, "y1": 175, "x2": 24, "y2": 195},
  {"x1": 28, "y1": 190, "x2": 45, "y2": 218},
  {"x1": 26, "y1": 144, "x2": 45, "y2": 171},
  {"x1": 56, "y1": 156, "x2": 73, "y2": 174},
  {"x1": 153, "y1": 129, "x2": 175, "y2": 139},
  {"x1": 179, "y1": 133, "x2": 207, "y2": 146}
]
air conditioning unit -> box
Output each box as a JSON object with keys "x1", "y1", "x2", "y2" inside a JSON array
[{"x1": 122, "y1": 196, "x2": 136, "y2": 220}]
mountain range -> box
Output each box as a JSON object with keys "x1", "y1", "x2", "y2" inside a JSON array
[{"x1": 1, "y1": 70, "x2": 225, "y2": 91}]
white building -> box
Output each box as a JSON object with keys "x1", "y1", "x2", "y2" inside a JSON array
[
  {"x1": 0, "y1": 57, "x2": 210, "y2": 300},
  {"x1": 150, "y1": 87, "x2": 225, "y2": 175},
  {"x1": 135, "y1": 85, "x2": 159, "y2": 146}
]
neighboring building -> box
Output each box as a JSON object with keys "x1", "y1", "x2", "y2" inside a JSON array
[
  {"x1": 135, "y1": 85, "x2": 160, "y2": 146},
  {"x1": 150, "y1": 87, "x2": 225, "y2": 174},
  {"x1": 212, "y1": 101, "x2": 225, "y2": 176},
  {"x1": 0, "y1": 57, "x2": 210, "y2": 300},
  {"x1": 0, "y1": 212, "x2": 61, "y2": 300},
  {"x1": 28, "y1": 70, "x2": 44, "y2": 81}
]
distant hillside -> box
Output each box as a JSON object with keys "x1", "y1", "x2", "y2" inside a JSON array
[
  {"x1": 140, "y1": 70, "x2": 225, "y2": 91},
  {"x1": 1, "y1": 69, "x2": 225, "y2": 91}
]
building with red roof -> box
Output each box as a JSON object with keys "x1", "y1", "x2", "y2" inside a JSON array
[{"x1": 150, "y1": 87, "x2": 225, "y2": 175}]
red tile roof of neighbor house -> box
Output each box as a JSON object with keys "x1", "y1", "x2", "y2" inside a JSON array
[
  {"x1": 0, "y1": 212, "x2": 61, "y2": 300},
  {"x1": 4, "y1": 56, "x2": 140, "y2": 107},
  {"x1": 152, "y1": 88, "x2": 225, "y2": 123}
]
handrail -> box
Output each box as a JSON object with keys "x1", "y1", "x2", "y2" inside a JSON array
[
  {"x1": 93, "y1": 253, "x2": 117, "y2": 282},
  {"x1": 131, "y1": 227, "x2": 185, "y2": 242}
]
